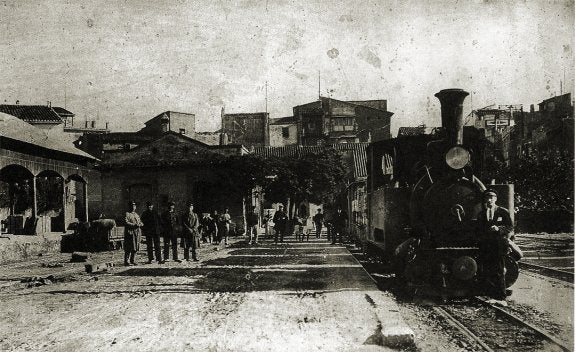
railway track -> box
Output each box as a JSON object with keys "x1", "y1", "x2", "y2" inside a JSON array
[
  {"x1": 519, "y1": 261, "x2": 574, "y2": 284},
  {"x1": 433, "y1": 298, "x2": 572, "y2": 352}
]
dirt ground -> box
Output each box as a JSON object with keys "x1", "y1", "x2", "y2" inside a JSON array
[
  {"x1": 3, "y1": 233, "x2": 570, "y2": 351},
  {"x1": 0, "y1": 237, "x2": 415, "y2": 352}
]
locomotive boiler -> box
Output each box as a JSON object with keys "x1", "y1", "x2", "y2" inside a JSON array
[{"x1": 366, "y1": 88, "x2": 520, "y2": 299}]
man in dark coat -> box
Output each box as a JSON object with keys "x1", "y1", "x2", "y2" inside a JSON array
[
  {"x1": 161, "y1": 202, "x2": 179, "y2": 262},
  {"x1": 477, "y1": 189, "x2": 513, "y2": 304},
  {"x1": 182, "y1": 202, "x2": 200, "y2": 261},
  {"x1": 331, "y1": 206, "x2": 348, "y2": 245},
  {"x1": 141, "y1": 201, "x2": 163, "y2": 264},
  {"x1": 313, "y1": 209, "x2": 325, "y2": 239},
  {"x1": 272, "y1": 204, "x2": 288, "y2": 244}
]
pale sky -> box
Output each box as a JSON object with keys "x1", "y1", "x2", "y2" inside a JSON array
[{"x1": 1, "y1": 0, "x2": 573, "y2": 135}]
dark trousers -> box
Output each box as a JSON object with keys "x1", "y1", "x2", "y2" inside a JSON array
[
  {"x1": 163, "y1": 233, "x2": 179, "y2": 260},
  {"x1": 315, "y1": 223, "x2": 322, "y2": 238},
  {"x1": 274, "y1": 226, "x2": 285, "y2": 243},
  {"x1": 331, "y1": 227, "x2": 345, "y2": 244},
  {"x1": 183, "y1": 236, "x2": 199, "y2": 260},
  {"x1": 480, "y1": 239, "x2": 507, "y2": 299},
  {"x1": 145, "y1": 234, "x2": 162, "y2": 262},
  {"x1": 124, "y1": 251, "x2": 135, "y2": 264}
]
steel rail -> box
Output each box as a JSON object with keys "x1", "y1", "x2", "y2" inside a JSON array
[
  {"x1": 432, "y1": 306, "x2": 494, "y2": 352},
  {"x1": 519, "y1": 261, "x2": 574, "y2": 283},
  {"x1": 474, "y1": 297, "x2": 573, "y2": 352}
]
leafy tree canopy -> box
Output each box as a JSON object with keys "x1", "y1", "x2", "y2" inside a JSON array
[
  {"x1": 215, "y1": 148, "x2": 350, "y2": 207},
  {"x1": 483, "y1": 149, "x2": 573, "y2": 212}
]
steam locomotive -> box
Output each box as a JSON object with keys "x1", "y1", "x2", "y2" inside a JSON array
[{"x1": 366, "y1": 89, "x2": 520, "y2": 299}]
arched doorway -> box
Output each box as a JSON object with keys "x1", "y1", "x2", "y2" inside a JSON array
[
  {"x1": 0, "y1": 165, "x2": 34, "y2": 234},
  {"x1": 36, "y1": 170, "x2": 65, "y2": 233}
]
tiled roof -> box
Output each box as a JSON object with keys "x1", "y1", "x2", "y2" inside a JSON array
[
  {"x1": 397, "y1": 126, "x2": 427, "y2": 137},
  {"x1": 270, "y1": 116, "x2": 296, "y2": 125},
  {"x1": 252, "y1": 143, "x2": 368, "y2": 180},
  {"x1": 347, "y1": 100, "x2": 387, "y2": 111},
  {"x1": 51, "y1": 107, "x2": 74, "y2": 117},
  {"x1": 0, "y1": 112, "x2": 97, "y2": 160},
  {"x1": 0, "y1": 105, "x2": 64, "y2": 123}
]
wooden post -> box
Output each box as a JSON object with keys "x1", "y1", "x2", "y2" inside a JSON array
[
  {"x1": 84, "y1": 181, "x2": 89, "y2": 222},
  {"x1": 32, "y1": 176, "x2": 38, "y2": 219},
  {"x1": 242, "y1": 196, "x2": 247, "y2": 236}
]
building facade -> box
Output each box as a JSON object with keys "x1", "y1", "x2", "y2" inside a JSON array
[
  {"x1": 0, "y1": 113, "x2": 99, "y2": 235},
  {"x1": 269, "y1": 116, "x2": 298, "y2": 147},
  {"x1": 293, "y1": 97, "x2": 393, "y2": 146},
  {"x1": 221, "y1": 111, "x2": 270, "y2": 147},
  {"x1": 98, "y1": 132, "x2": 249, "y2": 232}
]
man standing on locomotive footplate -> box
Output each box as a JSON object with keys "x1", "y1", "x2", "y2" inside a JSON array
[{"x1": 478, "y1": 189, "x2": 513, "y2": 305}]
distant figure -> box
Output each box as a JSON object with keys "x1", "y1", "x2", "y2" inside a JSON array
[
  {"x1": 478, "y1": 189, "x2": 513, "y2": 305},
  {"x1": 200, "y1": 212, "x2": 215, "y2": 244},
  {"x1": 294, "y1": 214, "x2": 308, "y2": 242},
  {"x1": 313, "y1": 209, "x2": 324, "y2": 239},
  {"x1": 272, "y1": 205, "x2": 288, "y2": 244},
  {"x1": 182, "y1": 202, "x2": 200, "y2": 261},
  {"x1": 141, "y1": 201, "x2": 163, "y2": 264},
  {"x1": 161, "y1": 202, "x2": 180, "y2": 262},
  {"x1": 246, "y1": 207, "x2": 259, "y2": 245},
  {"x1": 263, "y1": 210, "x2": 274, "y2": 239},
  {"x1": 219, "y1": 208, "x2": 231, "y2": 246},
  {"x1": 124, "y1": 201, "x2": 143, "y2": 266},
  {"x1": 331, "y1": 206, "x2": 348, "y2": 245},
  {"x1": 212, "y1": 210, "x2": 221, "y2": 244}
]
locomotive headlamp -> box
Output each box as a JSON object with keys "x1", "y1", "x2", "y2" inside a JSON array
[{"x1": 445, "y1": 146, "x2": 470, "y2": 170}]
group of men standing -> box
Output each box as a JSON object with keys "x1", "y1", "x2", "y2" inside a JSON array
[
  {"x1": 261, "y1": 205, "x2": 349, "y2": 245},
  {"x1": 123, "y1": 201, "x2": 232, "y2": 266}
]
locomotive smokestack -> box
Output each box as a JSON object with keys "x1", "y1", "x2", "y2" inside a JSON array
[{"x1": 434, "y1": 88, "x2": 469, "y2": 145}]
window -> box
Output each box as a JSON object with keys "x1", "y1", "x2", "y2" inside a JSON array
[
  {"x1": 282, "y1": 127, "x2": 290, "y2": 138},
  {"x1": 307, "y1": 122, "x2": 316, "y2": 131},
  {"x1": 179, "y1": 128, "x2": 186, "y2": 134},
  {"x1": 332, "y1": 117, "x2": 355, "y2": 131}
]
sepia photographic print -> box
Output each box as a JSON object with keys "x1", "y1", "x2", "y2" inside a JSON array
[{"x1": 0, "y1": 1, "x2": 573, "y2": 351}]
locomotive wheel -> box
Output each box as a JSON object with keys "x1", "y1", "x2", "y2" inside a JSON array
[{"x1": 505, "y1": 256, "x2": 519, "y2": 288}]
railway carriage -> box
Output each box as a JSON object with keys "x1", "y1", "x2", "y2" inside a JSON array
[{"x1": 366, "y1": 89, "x2": 521, "y2": 299}]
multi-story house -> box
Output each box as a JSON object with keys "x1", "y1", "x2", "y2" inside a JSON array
[{"x1": 293, "y1": 97, "x2": 393, "y2": 146}]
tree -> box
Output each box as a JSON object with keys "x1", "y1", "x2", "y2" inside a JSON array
[
  {"x1": 265, "y1": 148, "x2": 349, "y2": 211},
  {"x1": 483, "y1": 148, "x2": 573, "y2": 212}
]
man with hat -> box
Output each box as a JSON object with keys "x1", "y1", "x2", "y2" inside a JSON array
[
  {"x1": 141, "y1": 201, "x2": 163, "y2": 264},
  {"x1": 182, "y1": 201, "x2": 200, "y2": 261},
  {"x1": 331, "y1": 206, "x2": 348, "y2": 245},
  {"x1": 161, "y1": 201, "x2": 180, "y2": 262},
  {"x1": 478, "y1": 188, "x2": 513, "y2": 305},
  {"x1": 272, "y1": 204, "x2": 288, "y2": 244}
]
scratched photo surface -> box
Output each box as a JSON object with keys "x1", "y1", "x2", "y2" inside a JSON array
[{"x1": 0, "y1": 1, "x2": 573, "y2": 351}]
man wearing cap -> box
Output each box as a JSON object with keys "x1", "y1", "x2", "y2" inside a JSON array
[
  {"x1": 161, "y1": 202, "x2": 180, "y2": 262},
  {"x1": 141, "y1": 201, "x2": 163, "y2": 264},
  {"x1": 124, "y1": 201, "x2": 143, "y2": 266},
  {"x1": 478, "y1": 189, "x2": 513, "y2": 305},
  {"x1": 272, "y1": 204, "x2": 288, "y2": 244},
  {"x1": 182, "y1": 202, "x2": 200, "y2": 261},
  {"x1": 331, "y1": 206, "x2": 348, "y2": 245}
]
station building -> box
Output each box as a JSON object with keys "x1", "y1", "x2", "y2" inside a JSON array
[
  {"x1": 98, "y1": 131, "x2": 249, "y2": 233},
  {"x1": 0, "y1": 112, "x2": 99, "y2": 261}
]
